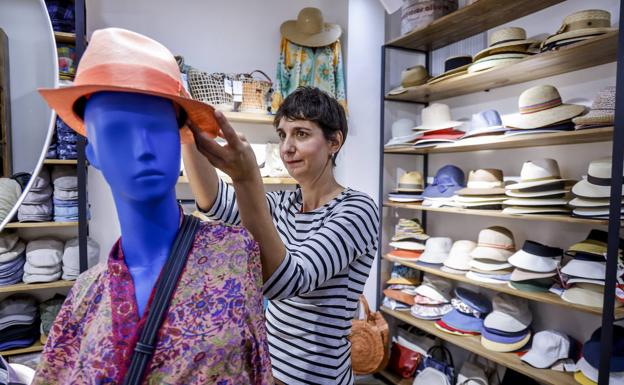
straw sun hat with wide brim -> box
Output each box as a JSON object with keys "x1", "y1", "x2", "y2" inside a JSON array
[
  {"x1": 505, "y1": 85, "x2": 586, "y2": 129},
  {"x1": 280, "y1": 7, "x2": 342, "y2": 47},
  {"x1": 542, "y1": 9, "x2": 615, "y2": 46},
  {"x1": 38, "y1": 28, "x2": 219, "y2": 141},
  {"x1": 474, "y1": 27, "x2": 537, "y2": 62}
]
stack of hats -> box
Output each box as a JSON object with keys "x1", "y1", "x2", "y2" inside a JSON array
[
  {"x1": 570, "y1": 157, "x2": 624, "y2": 219},
  {"x1": 52, "y1": 166, "x2": 79, "y2": 222},
  {"x1": 573, "y1": 86, "x2": 615, "y2": 130},
  {"x1": 508, "y1": 240, "x2": 562, "y2": 292},
  {"x1": 505, "y1": 85, "x2": 585, "y2": 136},
  {"x1": 38, "y1": 294, "x2": 66, "y2": 344},
  {"x1": 62, "y1": 237, "x2": 100, "y2": 280},
  {"x1": 0, "y1": 232, "x2": 26, "y2": 287},
  {"x1": 0, "y1": 179, "x2": 22, "y2": 223},
  {"x1": 436, "y1": 287, "x2": 492, "y2": 336},
  {"x1": 55, "y1": 117, "x2": 79, "y2": 160},
  {"x1": 481, "y1": 294, "x2": 532, "y2": 352},
  {"x1": 383, "y1": 263, "x2": 420, "y2": 311},
  {"x1": 503, "y1": 159, "x2": 575, "y2": 215},
  {"x1": 575, "y1": 325, "x2": 624, "y2": 384},
  {"x1": 441, "y1": 240, "x2": 477, "y2": 275},
  {"x1": 422, "y1": 165, "x2": 465, "y2": 207},
  {"x1": 387, "y1": 66, "x2": 429, "y2": 96},
  {"x1": 0, "y1": 294, "x2": 39, "y2": 351},
  {"x1": 541, "y1": 9, "x2": 615, "y2": 52},
  {"x1": 17, "y1": 168, "x2": 53, "y2": 223},
  {"x1": 385, "y1": 118, "x2": 422, "y2": 147},
  {"x1": 412, "y1": 104, "x2": 465, "y2": 148},
  {"x1": 521, "y1": 330, "x2": 576, "y2": 370},
  {"x1": 388, "y1": 171, "x2": 424, "y2": 203},
  {"x1": 468, "y1": 27, "x2": 536, "y2": 74},
  {"x1": 417, "y1": 237, "x2": 452, "y2": 266},
  {"x1": 45, "y1": 0, "x2": 75, "y2": 33},
  {"x1": 453, "y1": 169, "x2": 507, "y2": 210},
  {"x1": 466, "y1": 226, "x2": 516, "y2": 284},
  {"x1": 410, "y1": 275, "x2": 453, "y2": 320},
  {"x1": 460, "y1": 109, "x2": 507, "y2": 140},
  {"x1": 23, "y1": 239, "x2": 64, "y2": 284},
  {"x1": 387, "y1": 218, "x2": 429, "y2": 262},
  {"x1": 427, "y1": 56, "x2": 472, "y2": 85}
]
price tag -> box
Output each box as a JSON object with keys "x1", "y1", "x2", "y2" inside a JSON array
[
  {"x1": 224, "y1": 78, "x2": 233, "y2": 95},
  {"x1": 233, "y1": 80, "x2": 243, "y2": 95}
]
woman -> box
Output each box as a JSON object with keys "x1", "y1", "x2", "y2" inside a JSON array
[{"x1": 183, "y1": 87, "x2": 379, "y2": 385}]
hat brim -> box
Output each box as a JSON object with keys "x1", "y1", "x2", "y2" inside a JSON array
[
  {"x1": 504, "y1": 104, "x2": 586, "y2": 129},
  {"x1": 505, "y1": 189, "x2": 567, "y2": 198},
  {"x1": 511, "y1": 268, "x2": 556, "y2": 282},
  {"x1": 561, "y1": 285, "x2": 607, "y2": 308},
  {"x1": 38, "y1": 84, "x2": 220, "y2": 142},
  {"x1": 441, "y1": 309, "x2": 483, "y2": 333},
  {"x1": 388, "y1": 86, "x2": 408, "y2": 95},
  {"x1": 414, "y1": 284, "x2": 449, "y2": 303},
  {"x1": 465, "y1": 271, "x2": 510, "y2": 284},
  {"x1": 469, "y1": 259, "x2": 512, "y2": 271},
  {"x1": 543, "y1": 28, "x2": 615, "y2": 46},
  {"x1": 473, "y1": 41, "x2": 536, "y2": 61},
  {"x1": 484, "y1": 311, "x2": 531, "y2": 333},
  {"x1": 389, "y1": 241, "x2": 426, "y2": 251},
  {"x1": 387, "y1": 277, "x2": 420, "y2": 285},
  {"x1": 467, "y1": 56, "x2": 528, "y2": 74},
  {"x1": 505, "y1": 178, "x2": 574, "y2": 191},
  {"x1": 561, "y1": 260, "x2": 605, "y2": 280},
  {"x1": 280, "y1": 21, "x2": 342, "y2": 47},
  {"x1": 460, "y1": 126, "x2": 507, "y2": 139},
  {"x1": 572, "y1": 178, "x2": 622, "y2": 198},
  {"x1": 427, "y1": 63, "x2": 471, "y2": 84},
  {"x1": 502, "y1": 206, "x2": 570, "y2": 215},
  {"x1": 470, "y1": 246, "x2": 513, "y2": 262},
  {"x1": 573, "y1": 109, "x2": 615, "y2": 125},
  {"x1": 521, "y1": 345, "x2": 561, "y2": 369},
  {"x1": 481, "y1": 331, "x2": 531, "y2": 352},
  {"x1": 413, "y1": 121, "x2": 464, "y2": 131},
  {"x1": 457, "y1": 187, "x2": 506, "y2": 196},
  {"x1": 385, "y1": 132, "x2": 423, "y2": 146},
  {"x1": 567, "y1": 240, "x2": 607, "y2": 257},
  {"x1": 508, "y1": 249, "x2": 559, "y2": 272},
  {"x1": 440, "y1": 265, "x2": 469, "y2": 275},
  {"x1": 503, "y1": 197, "x2": 569, "y2": 206}
]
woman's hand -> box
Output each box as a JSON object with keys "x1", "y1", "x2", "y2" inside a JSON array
[{"x1": 187, "y1": 111, "x2": 260, "y2": 183}]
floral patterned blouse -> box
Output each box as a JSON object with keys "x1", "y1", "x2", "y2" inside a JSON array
[
  {"x1": 32, "y1": 221, "x2": 273, "y2": 385},
  {"x1": 271, "y1": 37, "x2": 347, "y2": 112}
]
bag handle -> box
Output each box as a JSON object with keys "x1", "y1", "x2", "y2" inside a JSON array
[
  {"x1": 426, "y1": 345, "x2": 454, "y2": 367},
  {"x1": 248, "y1": 69, "x2": 272, "y2": 83},
  {"x1": 122, "y1": 214, "x2": 201, "y2": 385},
  {"x1": 357, "y1": 294, "x2": 373, "y2": 321}
]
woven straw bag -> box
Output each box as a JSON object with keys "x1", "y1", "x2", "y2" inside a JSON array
[
  {"x1": 187, "y1": 69, "x2": 235, "y2": 109},
  {"x1": 238, "y1": 70, "x2": 273, "y2": 113},
  {"x1": 350, "y1": 295, "x2": 390, "y2": 375}
]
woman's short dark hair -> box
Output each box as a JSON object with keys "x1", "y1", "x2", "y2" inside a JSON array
[{"x1": 273, "y1": 87, "x2": 348, "y2": 166}]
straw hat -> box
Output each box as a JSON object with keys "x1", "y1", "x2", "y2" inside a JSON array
[
  {"x1": 542, "y1": 9, "x2": 615, "y2": 47},
  {"x1": 280, "y1": 7, "x2": 342, "y2": 47},
  {"x1": 414, "y1": 103, "x2": 463, "y2": 131},
  {"x1": 573, "y1": 86, "x2": 615, "y2": 126},
  {"x1": 505, "y1": 85, "x2": 586, "y2": 129},
  {"x1": 505, "y1": 158, "x2": 574, "y2": 190},
  {"x1": 457, "y1": 169, "x2": 506, "y2": 196},
  {"x1": 467, "y1": 53, "x2": 530, "y2": 74},
  {"x1": 427, "y1": 56, "x2": 472, "y2": 85},
  {"x1": 38, "y1": 28, "x2": 219, "y2": 140},
  {"x1": 474, "y1": 27, "x2": 537, "y2": 61},
  {"x1": 388, "y1": 65, "x2": 429, "y2": 95},
  {"x1": 397, "y1": 171, "x2": 424, "y2": 192}
]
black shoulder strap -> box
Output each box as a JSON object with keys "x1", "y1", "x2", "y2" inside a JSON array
[{"x1": 122, "y1": 214, "x2": 200, "y2": 385}]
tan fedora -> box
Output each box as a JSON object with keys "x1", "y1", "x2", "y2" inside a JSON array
[
  {"x1": 388, "y1": 65, "x2": 430, "y2": 95},
  {"x1": 280, "y1": 8, "x2": 342, "y2": 47},
  {"x1": 457, "y1": 169, "x2": 506, "y2": 196},
  {"x1": 474, "y1": 27, "x2": 537, "y2": 61},
  {"x1": 505, "y1": 85, "x2": 586, "y2": 129},
  {"x1": 505, "y1": 159, "x2": 575, "y2": 190},
  {"x1": 542, "y1": 9, "x2": 615, "y2": 47},
  {"x1": 397, "y1": 171, "x2": 424, "y2": 192}
]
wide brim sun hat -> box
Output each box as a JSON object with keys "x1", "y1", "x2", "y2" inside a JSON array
[
  {"x1": 280, "y1": 7, "x2": 342, "y2": 47},
  {"x1": 467, "y1": 53, "x2": 530, "y2": 74},
  {"x1": 473, "y1": 27, "x2": 537, "y2": 61}
]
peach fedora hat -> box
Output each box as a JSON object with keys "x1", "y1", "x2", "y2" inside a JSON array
[{"x1": 38, "y1": 28, "x2": 219, "y2": 140}]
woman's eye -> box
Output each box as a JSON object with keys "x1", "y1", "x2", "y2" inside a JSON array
[{"x1": 297, "y1": 131, "x2": 307, "y2": 138}]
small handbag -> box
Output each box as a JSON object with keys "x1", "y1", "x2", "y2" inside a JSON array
[
  {"x1": 389, "y1": 341, "x2": 423, "y2": 378},
  {"x1": 421, "y1": 345, "x2": 455, "y2": 384},
  {"x1": 187, "y1": 69, "x2": 235, "y2": 108},
  {"x1": 238, "y1": 70, "x2": 273, "y2": 113},
  {"x1": 350, "y1": 295, "x2": 390, "y2": 375}
]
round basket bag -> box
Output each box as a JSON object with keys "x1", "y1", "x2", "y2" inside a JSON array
[{"x1": 350, "y1": 295, "x2": 390, "y2": 375}]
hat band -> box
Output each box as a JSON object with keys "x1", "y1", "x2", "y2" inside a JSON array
[
  {"x1": 451, "y1": 298, "x2": 483, "y2": 318},
  {"x1": 522, "y1": 240, "x2": 563, "y2": 258},
  {"x1": 477, "y1": 242, "x2": 514, "y2": 251},
  {"x1": 490, "y1": 38, "x2": 529, "y2": 47},
  {"x1": 561, "y1": 19, "x2": 611, "y2": 33},
  {"x1": 398, "y1": 183, "x2": 423, "y2": 190},
  {"x1": 518, "y1": 175, "x2": 561, "y2": 183},
  {"x1": 519, "y1": 97, "x2": 563, "y2": 115},
  {"x1": 467, "y1": 181, "x2": 504, "y2": 189},
  {"x1": 587, "y1": 174, "x2": 613, "y2": 186}
]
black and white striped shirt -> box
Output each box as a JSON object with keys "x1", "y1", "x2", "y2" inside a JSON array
[{"x1": 203, "y1": 179, "x2": 379, "y2": 385}]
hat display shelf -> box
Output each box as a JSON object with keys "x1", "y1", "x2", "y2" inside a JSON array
[{"x1": 377, "y1": 2, "x2": 624, "y2": 385}]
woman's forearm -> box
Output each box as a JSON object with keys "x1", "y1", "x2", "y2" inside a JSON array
[
  {"x1": 233, "y1": 175, "x2": 287, "y2": 282},
  {"x1": 181, "y1": 143, "x2": 219, "y2": 212}
]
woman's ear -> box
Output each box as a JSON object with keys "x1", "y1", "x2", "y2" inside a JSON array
[{"x1": 330, "y1": 131, "x2": 344, "y2": 153}]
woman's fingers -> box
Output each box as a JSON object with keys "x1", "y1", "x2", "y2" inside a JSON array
[
  {"x1": 187, "y1": 119, "x2": 228, "y2": 161},
  {"x1": 214, "y1": 111, "x2": 243, "y2": 150}
]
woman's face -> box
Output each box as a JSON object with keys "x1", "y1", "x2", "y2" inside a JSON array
[{"x1": 276, "y1": 118, "x2": 341, "y2": 182}]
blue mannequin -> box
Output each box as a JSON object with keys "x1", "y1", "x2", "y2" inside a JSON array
[{"x1": 84, "y1": 91, "x2": 182, "y2": 316}]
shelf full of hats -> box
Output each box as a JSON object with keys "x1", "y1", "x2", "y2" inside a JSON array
[{"x1": 378, "y1": 3, "x2": 624, "y2": 385}]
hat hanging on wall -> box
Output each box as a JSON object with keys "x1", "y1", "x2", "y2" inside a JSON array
[{"x1": 280, "y1": 7, "x2": 342, "y2": 47}]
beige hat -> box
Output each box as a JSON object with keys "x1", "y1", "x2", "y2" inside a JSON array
[
  {"x1": 443, "y1": 240, "x2": 477, "y2": 272},
  {"x1": 573, "y1": 86, "x2": 615, "y2": 126},
  {"x1": 397, "y1": 171, "x2": 424, "y2": 192},
  {"x1": 457, "y1": 169, "x2": 506, "y2": 196},
  {"x1": 505, "y1": 159, "x2": 575, "y2": 190},
  {"x1": 561, "y1": 282, "x2": 622, "y2": 309},
  {"x1": 470, "y1": 226, "x2": 516, "y2": 262},
  {"x1": 388, "y1": 65, "x2": 429, "y2": 95},
  {"x1": 474, "y1": 27, "x2": 537, "y2": 61},
  {"x1": 280, "y1": 8, "x2": 342, "y2": 47},
  {"x1": 542, "y1": 9, "x2": 615, "y2": 47},
  {"x1": 413, "y1": 103, "x2": 463, "y2": 131},
  {"x1": 467, "y1": 53, "x2": 530, "y2": 74},
  {"x1": 510, "y1": 268, "x2": 557, "y2": 282},
  {"x1": 481, "y1": 332, "x2": 531, "y2": 352},
  {"x1": 572, "y1": 157, "x2": 624, "y2": 199},
  {"x1": 505, "y1": 85, "x2": 586, "y2": 129},
  {"x1": 502, "y1": 206, "x2": 571, "y2": 215}
]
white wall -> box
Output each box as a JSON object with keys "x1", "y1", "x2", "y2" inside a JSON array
[{"x1": 381, "y1": 0, "x2": 621, "y2": 348}]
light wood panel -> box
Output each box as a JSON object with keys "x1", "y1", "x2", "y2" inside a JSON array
[
  {"x1": 0, "y1": 341, "x2": 44, "y2": 357},
  {"x1": 386, "y1": 0, "x2": 564, "y2": 50},
  {"x1": 43, "y1": 159, "x2": 78, "y2": 165},
  {"x1": 221, "y1": 111, "x2": 274, "y2": 125},
  {"x1": 386, "y1": 32, "x2": 618, "y2": 103},
  {"x1": 382, "y1": 307, "x2": 577, "y2": 385},
  {"x1": 54, "y1": 32, "x2": 76, "y2": 44},
  {"x1": 5, "y1": 221, "x2": 79, "y2": 229},
  {"x1": 0, "y1": 280, "x2": 74, "y2": 295}
]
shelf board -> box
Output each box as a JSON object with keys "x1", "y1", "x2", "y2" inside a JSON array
[
  {"x1": 0, "y1": 341, "x2": 44, "y2": 357},
  {"x1": 386, "y1": 31, "x2": 618, "y2": 103},
  {"x1": 386, "y1": 0, "x2": 564, "y2": 50},
  {"x1": 220, "y1": 111, "x2": 274, "y2": 125},
  {"x1": 383, "y1": 201, "x2": 609, "y2": 226},
  {"x1": 5, "y1": 221, "x2": 79, "y2": 229},
  {"x1": 381, "y1": 307, "x2": 577, "y2": 385},
  {"x1": 377, "y1": 369, "x2": 413, "y2": 385},
  {"x1": 385, "y1": 255, "x2": 622, "y2": 318},
  {"x1": 384, "y1": 127, "x2": 613, "y2": 154},
  {"x1": 43, "y1": 159, "x2": 78, "y2": 165},
  {"x1": 177, "y1": 175, "x2": 296, "y2": 186},
  {"x1": 0, "y1": 280, "x2": 74, "y2": 295},
  {"x1": 54, "y1": 31, "x2": 76, "y2": 44}
]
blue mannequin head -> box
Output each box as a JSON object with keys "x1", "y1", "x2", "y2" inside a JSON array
[{"x1": 84, "y1": 91, "x2": 181, "y2": 202}]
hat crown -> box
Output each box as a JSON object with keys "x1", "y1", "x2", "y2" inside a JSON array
[
  {"x1": 532, "y1": 329, "x2": 570, "y2": 355},
  {"x1": 400, "y1": 171, "x2": 424, "y2": 185},
  {"x1": 477, "y1": 226, "x2": 515, "y2": 249},
  {"x1": 489, "y1": 27, "x2": 527, "y2": 46},
  {"x1": 422, "y1": 274, "x2": 452, "y2": 296},
  {"x1": 433, "y1": 164, "x2": 465, "y2": 187},
  {"x1": 471, "y1": 109, "x2": 502, "y2": 130},
  {"x1": 520, "y1": 158, "x2": 562, "y2": 181},
  {"x1": 449, "y1": 240, "x2": 477, "y2": 253},
  {"x1": 518, "y1": 85, "x2": 563, "y2": 115},
  {"x1": 296, "y1": 7, "x2": 324, "y2": 34},
  {"x1": 591, "y1": 86, "x2": 616, "y2": 110},
  {"x1": 391, "y1": 118, "x2": 415, "y2": 138},
  {"x1": 587, "y1": 157, "x2": 613, "y2": 179},
  {"x1": 561, "y1": 9, "x2": 611, "y2": 32},
  {"x1": 421, "y1": 103, "x2": 454, "y2": 127},
  {"x1": 466, "y1": 169, "x2": 504, "y2": 188},
  {"x1": 492, "y1": 293, "x2": 530, "y2": 318},
  {"x1": 425, "y1": 237, "x2": 453, "y2": 252},
  {"x1": 401, "y1": 65, "x2": 428, "y2": 87},
  {"x1": 444, "y1": 55, "x2": 472, "y2": 72}
]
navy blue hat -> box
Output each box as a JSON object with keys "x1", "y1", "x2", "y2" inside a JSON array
[
  {"x1": 482, "y1": 325, "x2": 530, "y2": 338},
  {"x1": 455, "y1": 287, "x2": 492, "y2": 314},
  {"x1": 441, "y1": 309, "x2": 483, "y2": 333},
  {"x1": 481, "y1": 325, "x2": 530, "y2": 344},
  {"x1": 422, "y1": 165, "x2": 465, "y2": 198},
  {"x1": 583, "y1": 325, "x2": 624, "y2": 371}
]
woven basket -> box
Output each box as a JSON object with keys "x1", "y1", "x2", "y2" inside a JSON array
[
  {"x1": 239, "y1": 70, "x2": 273, "y2": 113},
  {"x1": 187, "y1": 69, "x2": 235, "y2": 109},
  {"x1": 350, "y1": 295, "x2": 390, "y2": 375}
]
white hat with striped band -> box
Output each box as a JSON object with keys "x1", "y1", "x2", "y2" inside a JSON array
[{"x1": 505, "y1": 85, "x2": 586, "y2": 129}]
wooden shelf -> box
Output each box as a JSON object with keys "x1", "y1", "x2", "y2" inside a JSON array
[
  {"x1": 0, "y1": 280, "x2": 74, "y2": 295},
  {"x1": 386, "y1": 31, "x2": 618, "y2": 103},
  {"x1": 177, "y1": 175, "x2": 296, "y2": 186},
  {"x1": 0, "y1": 341, "x2": 44, "y2": 357},
  {"x1": 385, "y1": 255, "x2": 623, "y2": 318},
  {"x1": 386, "y1": 0, "x2": 563, "y2": 50},
  {"x1": 384, "y1": 127, "x2": 613, "y2": 154},
  {"x1": 384, "y1": 201, "x2": 609, "y2": 226},
  {"x1": 220, "y1": 111, "x2": 274, "y2": 125},
  {"x1": 381, "y1": 307, "x2": 577, "y2": 385},
  {"x1": 54, "y1": 32, "x2": 76, "y2": 44},
  {"x1": 377, "y1": 369, "x2": 413, "y2": 385},
  {"x1": 5, "y1": 221, "x2": 79, "y2": 229},
  {"x1": 43, "y1": 159, "x2": 77, "y2": 165}
]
